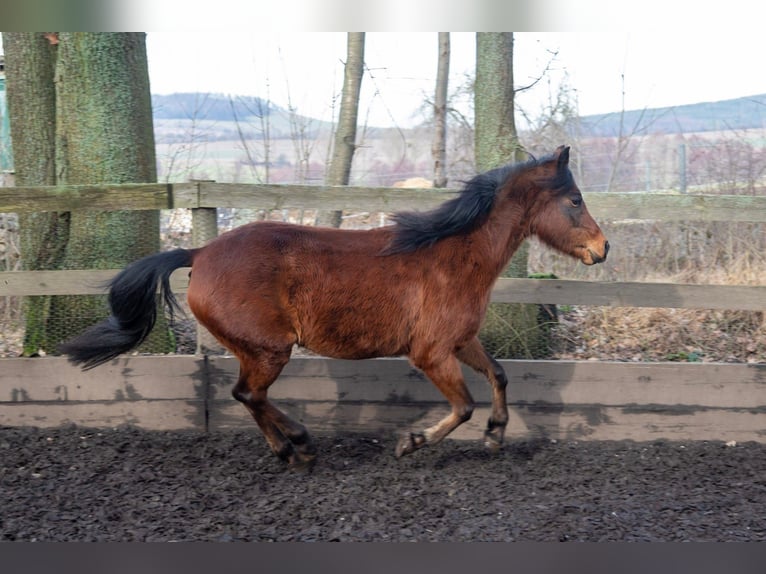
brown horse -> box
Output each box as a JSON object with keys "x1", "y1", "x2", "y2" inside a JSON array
[{"x1": 60, "y1": 145, "x2": 608, "y2": 469}]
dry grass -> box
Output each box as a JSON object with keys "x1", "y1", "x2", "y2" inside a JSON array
[
  {"x1": 536, "y1": 228, "x2": 766, "y2": 363},
  {"x1": 553, "y1": 306, "x2": 765, "y2": 363}
]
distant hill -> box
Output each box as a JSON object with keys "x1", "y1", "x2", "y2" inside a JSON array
[
  {"x1": 151, "y1": 92, "x2": 337, "y2": 141},
  {"x1": 152, "y1": 92, "x2": 274, "y2": 121},
  {"x1": 578, "y1": 93, "x2": 766, "y2": 137},
  {"x1": 151, "y1": 92, "x2": 393, "y2": 142},
  {"x1": 151, "y1": 91, "x2": 766, "y2": 140}
]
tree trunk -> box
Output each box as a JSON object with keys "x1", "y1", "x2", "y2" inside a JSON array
[
  {"x1": 3, "y1": 32, "x2": 67, "y2": 355},
  {"x1": 474, "y1": 33, "x2": 524, "y2": 169},
  {"x1": 474, "y1": 32, "x2": 551, "y2": 359},
  {"x1": 432, "y1": 32, "x2": 449, "y2": 188},
  {"x1": 4, "y1": 32, "x2": 168, "y2": 355},
  {"x1": 316, "y1": 32, "x2": 365, "y2": 228}
]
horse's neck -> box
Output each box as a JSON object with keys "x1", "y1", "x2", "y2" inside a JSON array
[
  {"x1": 474, "y1": 197, "x2": 530, "y2": 278},
  {"x1": 426, "y1": 200, "x2": 529, "y2": 298}
]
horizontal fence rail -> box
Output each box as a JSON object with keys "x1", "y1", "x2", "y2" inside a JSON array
[{"x1": 4, "y1": 181, "x2": 766, "y2": 221}]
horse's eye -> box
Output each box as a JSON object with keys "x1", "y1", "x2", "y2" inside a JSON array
[{"x1": 569, "y1": 195, "x2": 583, "y2": 208}]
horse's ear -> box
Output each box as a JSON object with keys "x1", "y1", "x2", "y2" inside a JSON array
[{"x1": 555, "y1": 145, "x2": 570, "y2": 169}]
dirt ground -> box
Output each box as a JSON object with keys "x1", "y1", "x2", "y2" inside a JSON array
[{"x1": 1, "y1": 425, "x2": 765, "y2": 542}]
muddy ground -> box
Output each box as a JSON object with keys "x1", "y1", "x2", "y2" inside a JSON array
[{"x1": 1, "y1": 425, "x2": 765, "y2": 542}]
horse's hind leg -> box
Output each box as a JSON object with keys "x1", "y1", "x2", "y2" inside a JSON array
[
  {"x1": 456, "y1": 337, "x2": 509, "y2": 450},
  {"x1": 232, "y1": 351, "x2": 317, "y2": 471},
  {"x1": 395, "y1": 354, "x2": 474, "y2": 457}
]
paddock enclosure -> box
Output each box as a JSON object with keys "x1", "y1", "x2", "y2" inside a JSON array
[
  {"x1": 2, "y1": 181, "x2": 766, "y2": 542},
  {"x1": 1, "y1": 181, "x2": 765, "y2": 443}
]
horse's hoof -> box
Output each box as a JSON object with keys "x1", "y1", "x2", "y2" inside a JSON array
[
  {"x1": 483, "y1": 434, "x2": 504, "y2": 452},
  {"x1": 395, "y1": 432, "x2": 426, "y2": 458},
  {"x1": 288, "y1": 451, "x2": 317, "y2": 473},
  {"x1": 484, "y1": 421, "x2": 506, "y2": 452},
  {"x1": 483, "y1": 428, "x2": 505, "y2": 450}
]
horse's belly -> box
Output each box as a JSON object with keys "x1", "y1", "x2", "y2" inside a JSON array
[
  {"x1": 297, "y1": 314, "x2": 408, "y2": 360},
  {"x1": 301, "y1": 332, "x2": 407, "y2": 360}
]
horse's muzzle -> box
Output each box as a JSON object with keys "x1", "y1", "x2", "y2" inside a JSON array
[{"x1": 588, "y1": 240, "x2": 609, "y2": 264}]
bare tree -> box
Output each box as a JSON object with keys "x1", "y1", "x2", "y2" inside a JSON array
[
  {"x1": 606, "y1": 74, "x2": 652, "y2": 192},
  {"x1": 159, "y1": 93, "x2": 212, "y2": 183},
  {"x1": 316, "y1": 32, "x2": 365, "y2": 228},
  {"x1": 228, "y1": 94, "x2": 272, "y2": 184},
  {"x1": 432, "y1": 32, "x2": 450, "y2": 188},
  {"x1": 686, "y1": 131, "x2": 766, "y2": 194},
  {"x1": 517, "y1": 67, "x2": 581, "y2": 156}
]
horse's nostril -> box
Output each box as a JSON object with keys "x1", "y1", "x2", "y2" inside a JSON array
[{"x1": 604, "y1": 240, "x2": 610, "y2": 255}]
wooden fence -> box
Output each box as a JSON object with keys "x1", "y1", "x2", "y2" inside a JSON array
[{"x1": 1, "y1": 182, "x2": 765, "y2": 443}]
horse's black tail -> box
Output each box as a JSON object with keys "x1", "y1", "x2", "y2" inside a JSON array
[{"x1": 58, "y1": 248, "x2": 195, "y2": 370}]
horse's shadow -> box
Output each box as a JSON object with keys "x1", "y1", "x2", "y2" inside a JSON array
[{"x1": 428, "y1": 436, "x2": 553, "y2": 470}]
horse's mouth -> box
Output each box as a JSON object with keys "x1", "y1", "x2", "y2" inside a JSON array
[
  {"x1": 579, "y1": 245, "x2": 608, "y2": 265},
  {"x1": 587, "y1": 251, "x2": 607, "y2": 265}
]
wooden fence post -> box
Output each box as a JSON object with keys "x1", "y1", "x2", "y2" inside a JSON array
[{"x1": 189, "y1": 180, "x2": 222, "y2": 355}]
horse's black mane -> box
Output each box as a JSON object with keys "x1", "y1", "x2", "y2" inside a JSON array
[{"x1": 383, "y1": 153, "x2": 559, "y2": 255}]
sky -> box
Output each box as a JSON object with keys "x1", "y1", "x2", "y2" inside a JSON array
[
  {"x1": 2, "y1": 2, "x2": 764, "y2": 130},
  {"x1": 144, "y1": 30, "x2": 766, "y2": 129}
]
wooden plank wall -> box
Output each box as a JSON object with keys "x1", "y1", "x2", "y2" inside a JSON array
[{"x1": 1, "y1": 355, "x2": 764, "y2": 443}]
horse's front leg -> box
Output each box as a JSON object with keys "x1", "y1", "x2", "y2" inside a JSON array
[
  {"x1": 232, "y1": 353, "x2": 317, "y2": 471},
  {"x1": 395, "y1": 354, "x2": 475, "y2": 457},
  {"x1": 456, "y1": 337, "x2": 509, "y2": 450}
]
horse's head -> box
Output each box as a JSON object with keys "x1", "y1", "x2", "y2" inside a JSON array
[{"x1": 525, "y1": 145, "x2": 609, "y2": 265}]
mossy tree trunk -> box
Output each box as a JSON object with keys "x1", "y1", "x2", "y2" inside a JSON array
[
  {"x1": 4, "y1": 32, "x2": 170, "y2": 355},
  {"x1": 474, "y1": 32, "x2": 552, "y2": 358},
  {"x1": 3, "y1": 33, "x2": 66, "y2": 354}
]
